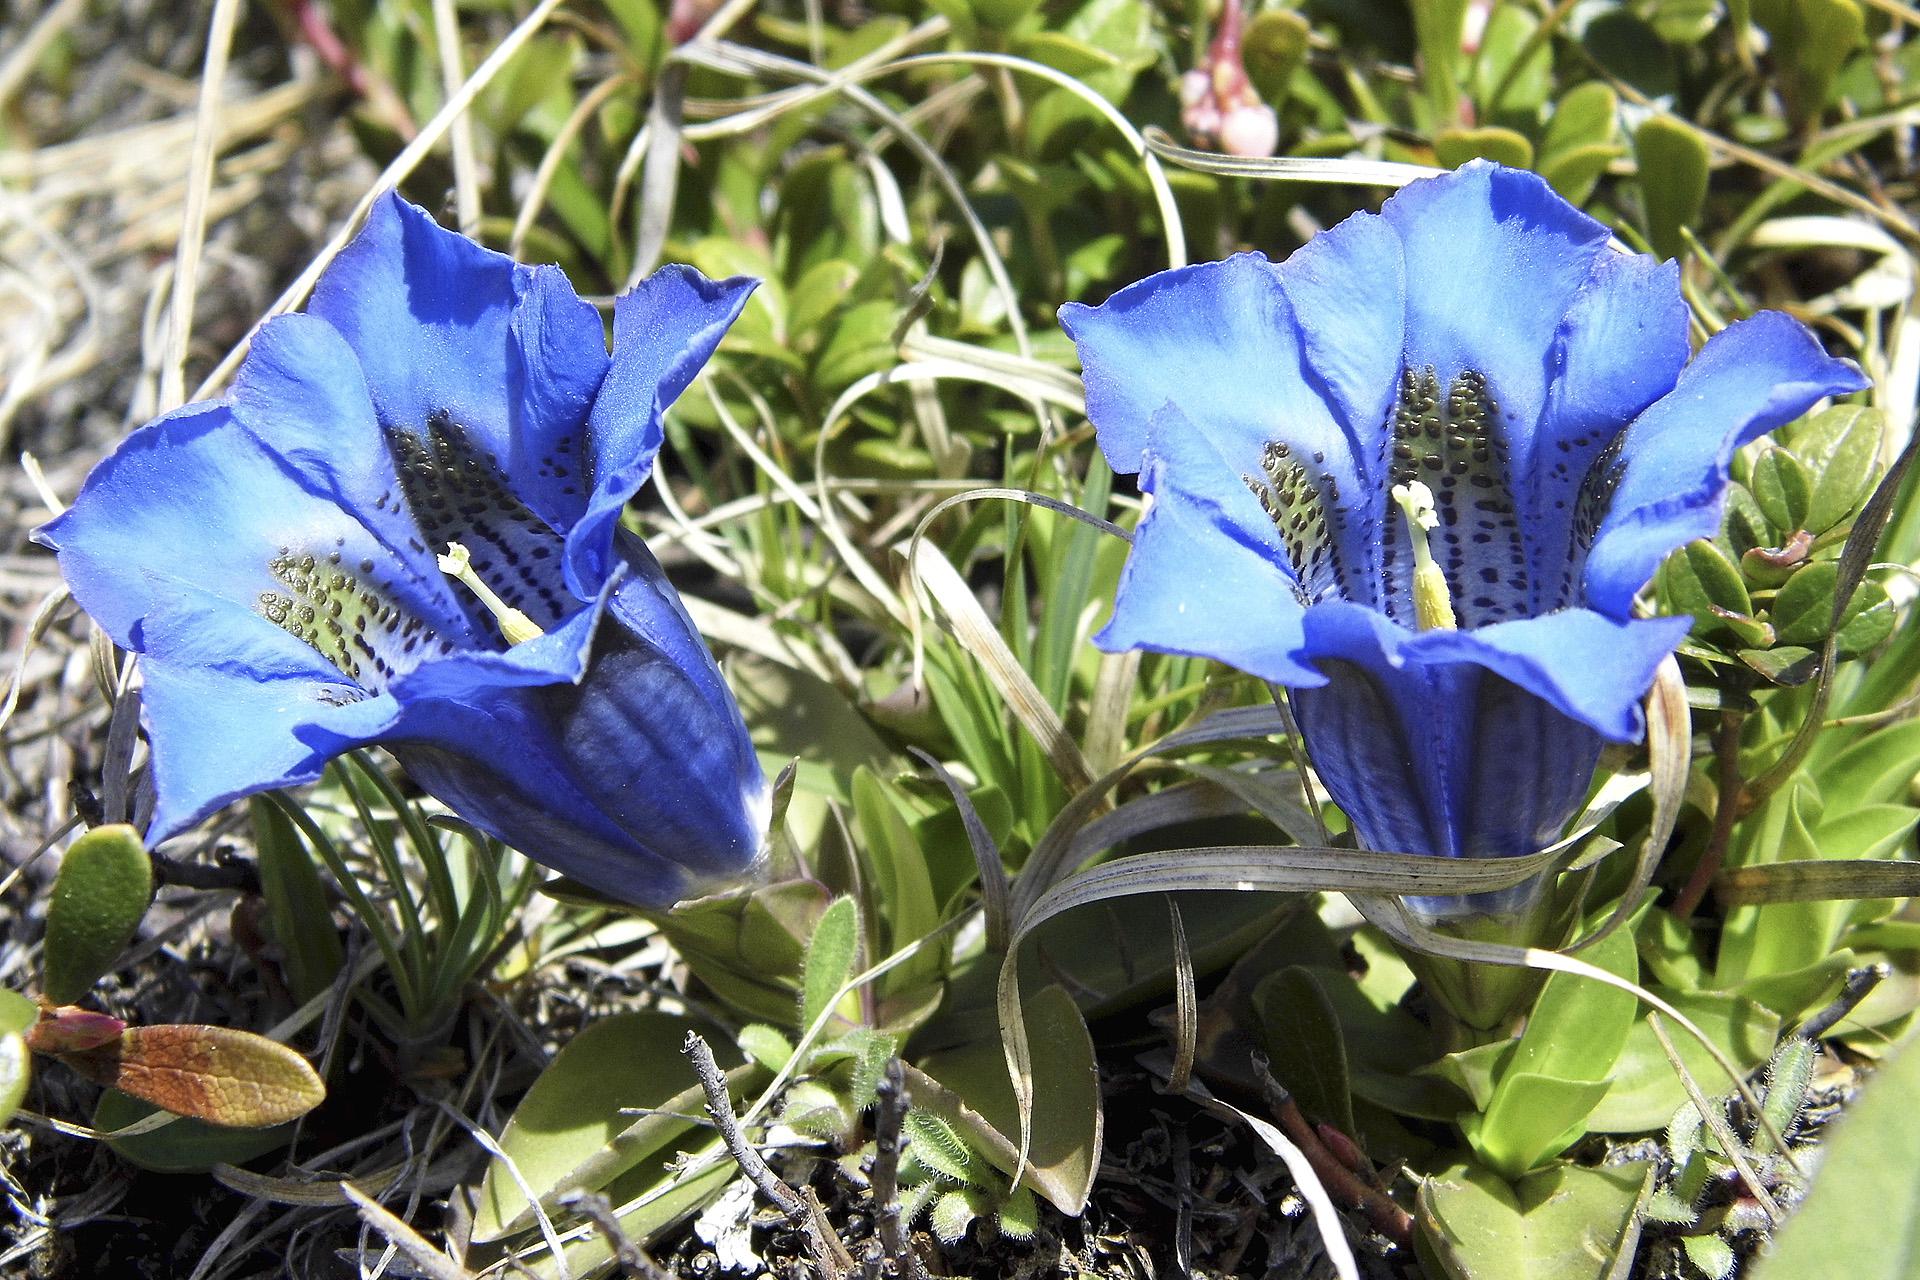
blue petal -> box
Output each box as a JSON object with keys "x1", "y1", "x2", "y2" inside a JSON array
[
  {"x1": 134, "y1": 594, "x2": 403, "y2": 840},
  {"x1": 386, "y1": 537, "x2": 768, "y2": 903},
  {"x1": 546, "y1": 537, "x2": 769, "y2": 877},
  {"x1": 35, "y1": 402, "x2": 465, "y2": 650},
  {"x1": 1061, "y1": 254, "x2": 1358, "y2": 477},
  {"x1": 1380, "y1": 161, "x2": 1613, "y2": 437},
  {"x1": 1291, "y1": 604, "x2": 1681, "y2": 873},
  {"x1": 307, "y1": 194, "x2": 526, "y2": 445},
  {"x1": 227, "y1": 313, "x2": 481, "y2": 631},
  {"x1": 1583, "y1": 311, "x2": 1871, "y2": 617},
  {"x1": 1060, "y1": 254, "x2": 1376, "y2": 600},
  {"x1": 1097, "y1": 413, "x2": 1322, "y2": 687},
  {"x1": 1273, "y1": 206, "x2": 1406, "y2": 472},
  {"x1": 1520, "y1": 253, "x2": 1690, "y2": 610},
  {"x1": 564, "y1": 266, "x2": 758, "y2": 597},
  {"x1": 1302, "y1": 602, "x2": 1687, "y2": 742},
  {"x1": 504, "y1": 265, "x2": 611, "y2": 535}
]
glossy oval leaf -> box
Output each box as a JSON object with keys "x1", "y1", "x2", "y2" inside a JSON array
[
  {"x1": 43, "y1": 824, "x2": 152, "y2": 1005},
  {"x1": 1417, "y1": 1159, "x2": 1652, "y2": 1280},
  {"x1": 912, "y1": 983, "x2": 1102, "y2": 1213},
  {"x1": 473, "y1": 1010, "x2": 750, "y2": 1242}
]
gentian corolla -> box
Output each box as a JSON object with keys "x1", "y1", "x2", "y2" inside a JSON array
[
  {"x1": 1062, "y1": 161, "x2": 1868, "y2": 917},
  {"x1": 38, "y1": 194, "x2": 769, "y2": 905}
]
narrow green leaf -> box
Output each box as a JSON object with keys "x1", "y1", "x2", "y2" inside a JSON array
[{"x1": 250, "y1": 798, "x2": 344, "y2": 1006}]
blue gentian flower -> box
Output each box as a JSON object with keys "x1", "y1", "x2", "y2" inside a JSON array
[
  {"x1": 37, "y1": 194, "x2": 769, "y2": 905},
  {"x1": 1061, "y1": 161, "x2": 1868, "y2": 916}
]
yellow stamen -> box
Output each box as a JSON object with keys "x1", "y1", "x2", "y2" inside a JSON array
[
  {"x1": 437, "y1": 542, "x2": 544, "y2": 646},
  {"x1": 1391, "y1": 480, "x2": 1458, "y2": 631}
]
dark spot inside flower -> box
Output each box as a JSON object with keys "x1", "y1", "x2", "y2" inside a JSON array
[
  {"x1": 1383, "y1": 366, "x2": 1526, "y2": 628},
  {"x1": 384, "y1": 415, "x2": 571, "y2": 634}
]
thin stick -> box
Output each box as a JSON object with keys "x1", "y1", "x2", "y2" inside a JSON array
[
  {"x1": 555, "y1": 1191, "x2": 673, "y2": 1280},
  {"x1": 683, "y1": 1033, "x2": 854, "y2": 1278},
  {"x1": 160, "y1": 0, "x2": 244, "y2": 411},
  {"x1": 431, "y1": 0, "x2": 482, "y2": 233},
  {"x1": 684, "y1": 1031, "x2": 803, "y2": 1216},
  {"x1": 871, "y1": 1059, "x2": 928, "y2": 1280}
]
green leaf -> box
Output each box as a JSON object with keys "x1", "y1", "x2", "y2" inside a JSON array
[
  {"x1": 1469, "y1": 925, "x2": 1638, "y2": 1175},
  {"x1": 1836, "y1": 580, "x2": 1894, "y2": 656},
  {"x1": 1754, "y1": 1031, "x2": 1920, "y2": 1280},
  {"x1": 1750, "y1": 448, "x2": 1814, "y2": 534},
  {"x1": 473, "y1": 1011, "x2": 752, "y2": 1242},
  {"x1": 1435, "y1": 127, "x2": 1533, "y2": 173},
  {"x1": 1740, "y1": 644, "x2": 1819, "y2": 685},
  {"x1": 1820, "y1": 720, "x2": 1920, "y2": 809},
  {"x1": 1417, "y1": 1160, "x2": 1652, "y2": 1280},
  {"x1": 1542, "y1": 82, "x2": 1619, "y2": 156},
  {"x1": 1660, "y1": 539, "x2": 1754, "y2": 635},
  {"x1": 1790, "y1": 405, "x2": 1883, "y2": 535},
  {"x1": 638, "y1": 880, "x2": 829, "y2": 1025},
  {"x1": 1466, "y1": 1074, "x2": 1614, "y2": 1178},
  {"x1": 0, "y1": 1032, "x2": 26, "y2": 1129},
  {"x1": 0, "y1": 990, "x2": 34, "y2": 1037},
  {"x1": 94, "y1": 1090, "x2": 295, "y2": 1173},
  {"x1": 1587, "y1": 992, "x2": 1779, "y2": 1132},
  {"x1": 1251, "y1": 966, "x2": 1355, "y2": 1135},
  {"x1": 1540, "y1": 143, "x2": 1625, "y2": 206},
  {"x1": 251, "y1": 798, "x2": 344, "y2": 1006},
  {"x1": 912, "y1": 984, "x2": 1102, "y2": 1213},
  {"x1": 800, "y1": 896, "x2": 862, "y2": 1036},
  {"x1": 43, "y1": 825, "x2": 152, "y2": 1006},
  {"x1": 1749, "y1": 0, "x2": 1866, "y2": 127},
  {"x1": 1243, "y1": 10, "x2": 1311, "y2": 101},
  {"x1": 1634, "y1": 115, "x2": 1710, "y2": 261},
  {"x1": 1469, "y1": 3, "x2": 1551, "y2": 114},
  {"x1": 737, "y1": 1024, "x2": 794, "y2": 1073},
  {"x1": 1770, "y1": 561, "x2": 1840, "y2": 646},
  {"x1": 1408, "y1": 0, "x2": 1471, "y2": 124},
  {"x1": 850, "y1": 769, "x2": 942, "y2": 989},
  {"x1": 904, "y1": 1109, "x2": 978, "y2": 1185}
]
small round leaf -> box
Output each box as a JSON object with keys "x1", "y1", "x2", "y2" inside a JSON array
[{"x1": 43, "y1": 825, "x2": 153, "y2": 1005}]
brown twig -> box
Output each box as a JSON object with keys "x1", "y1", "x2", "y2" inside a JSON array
[
  {"x1": 1250, "y1": 1054, "x2": 1413, "y2": 1246},
  {"x1": 870, "y1": 1058, "x2": 929, "y2": 1280},
  {"x1": 683, "y1": 1032, "x2": 855, "y2": 1278},
  {"x1": 556, "y1": 1190, "x2": 673, "y2": 1280},
  {"x1": 1671, "y1": 708, "x2": 1747, "y2": 920},
  {"x1": 1794, "y1": 963, "x2": 1890, "y2": 1040}
]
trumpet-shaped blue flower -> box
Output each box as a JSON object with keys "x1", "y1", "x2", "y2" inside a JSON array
[
  {"x1": 38, "y1": 194, "x2": 769, "y2": 905},
  {"x1": 1062, "y1": 161, "x2": 1867, "y2": 915}
]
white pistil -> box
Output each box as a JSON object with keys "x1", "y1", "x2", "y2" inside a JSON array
[
  {"x1": 1390, "y1": 480, "x2": 1458, "y2": 632},
  {"x1": 437, "y1": 541, "x2": 544, "y2": 646}
]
